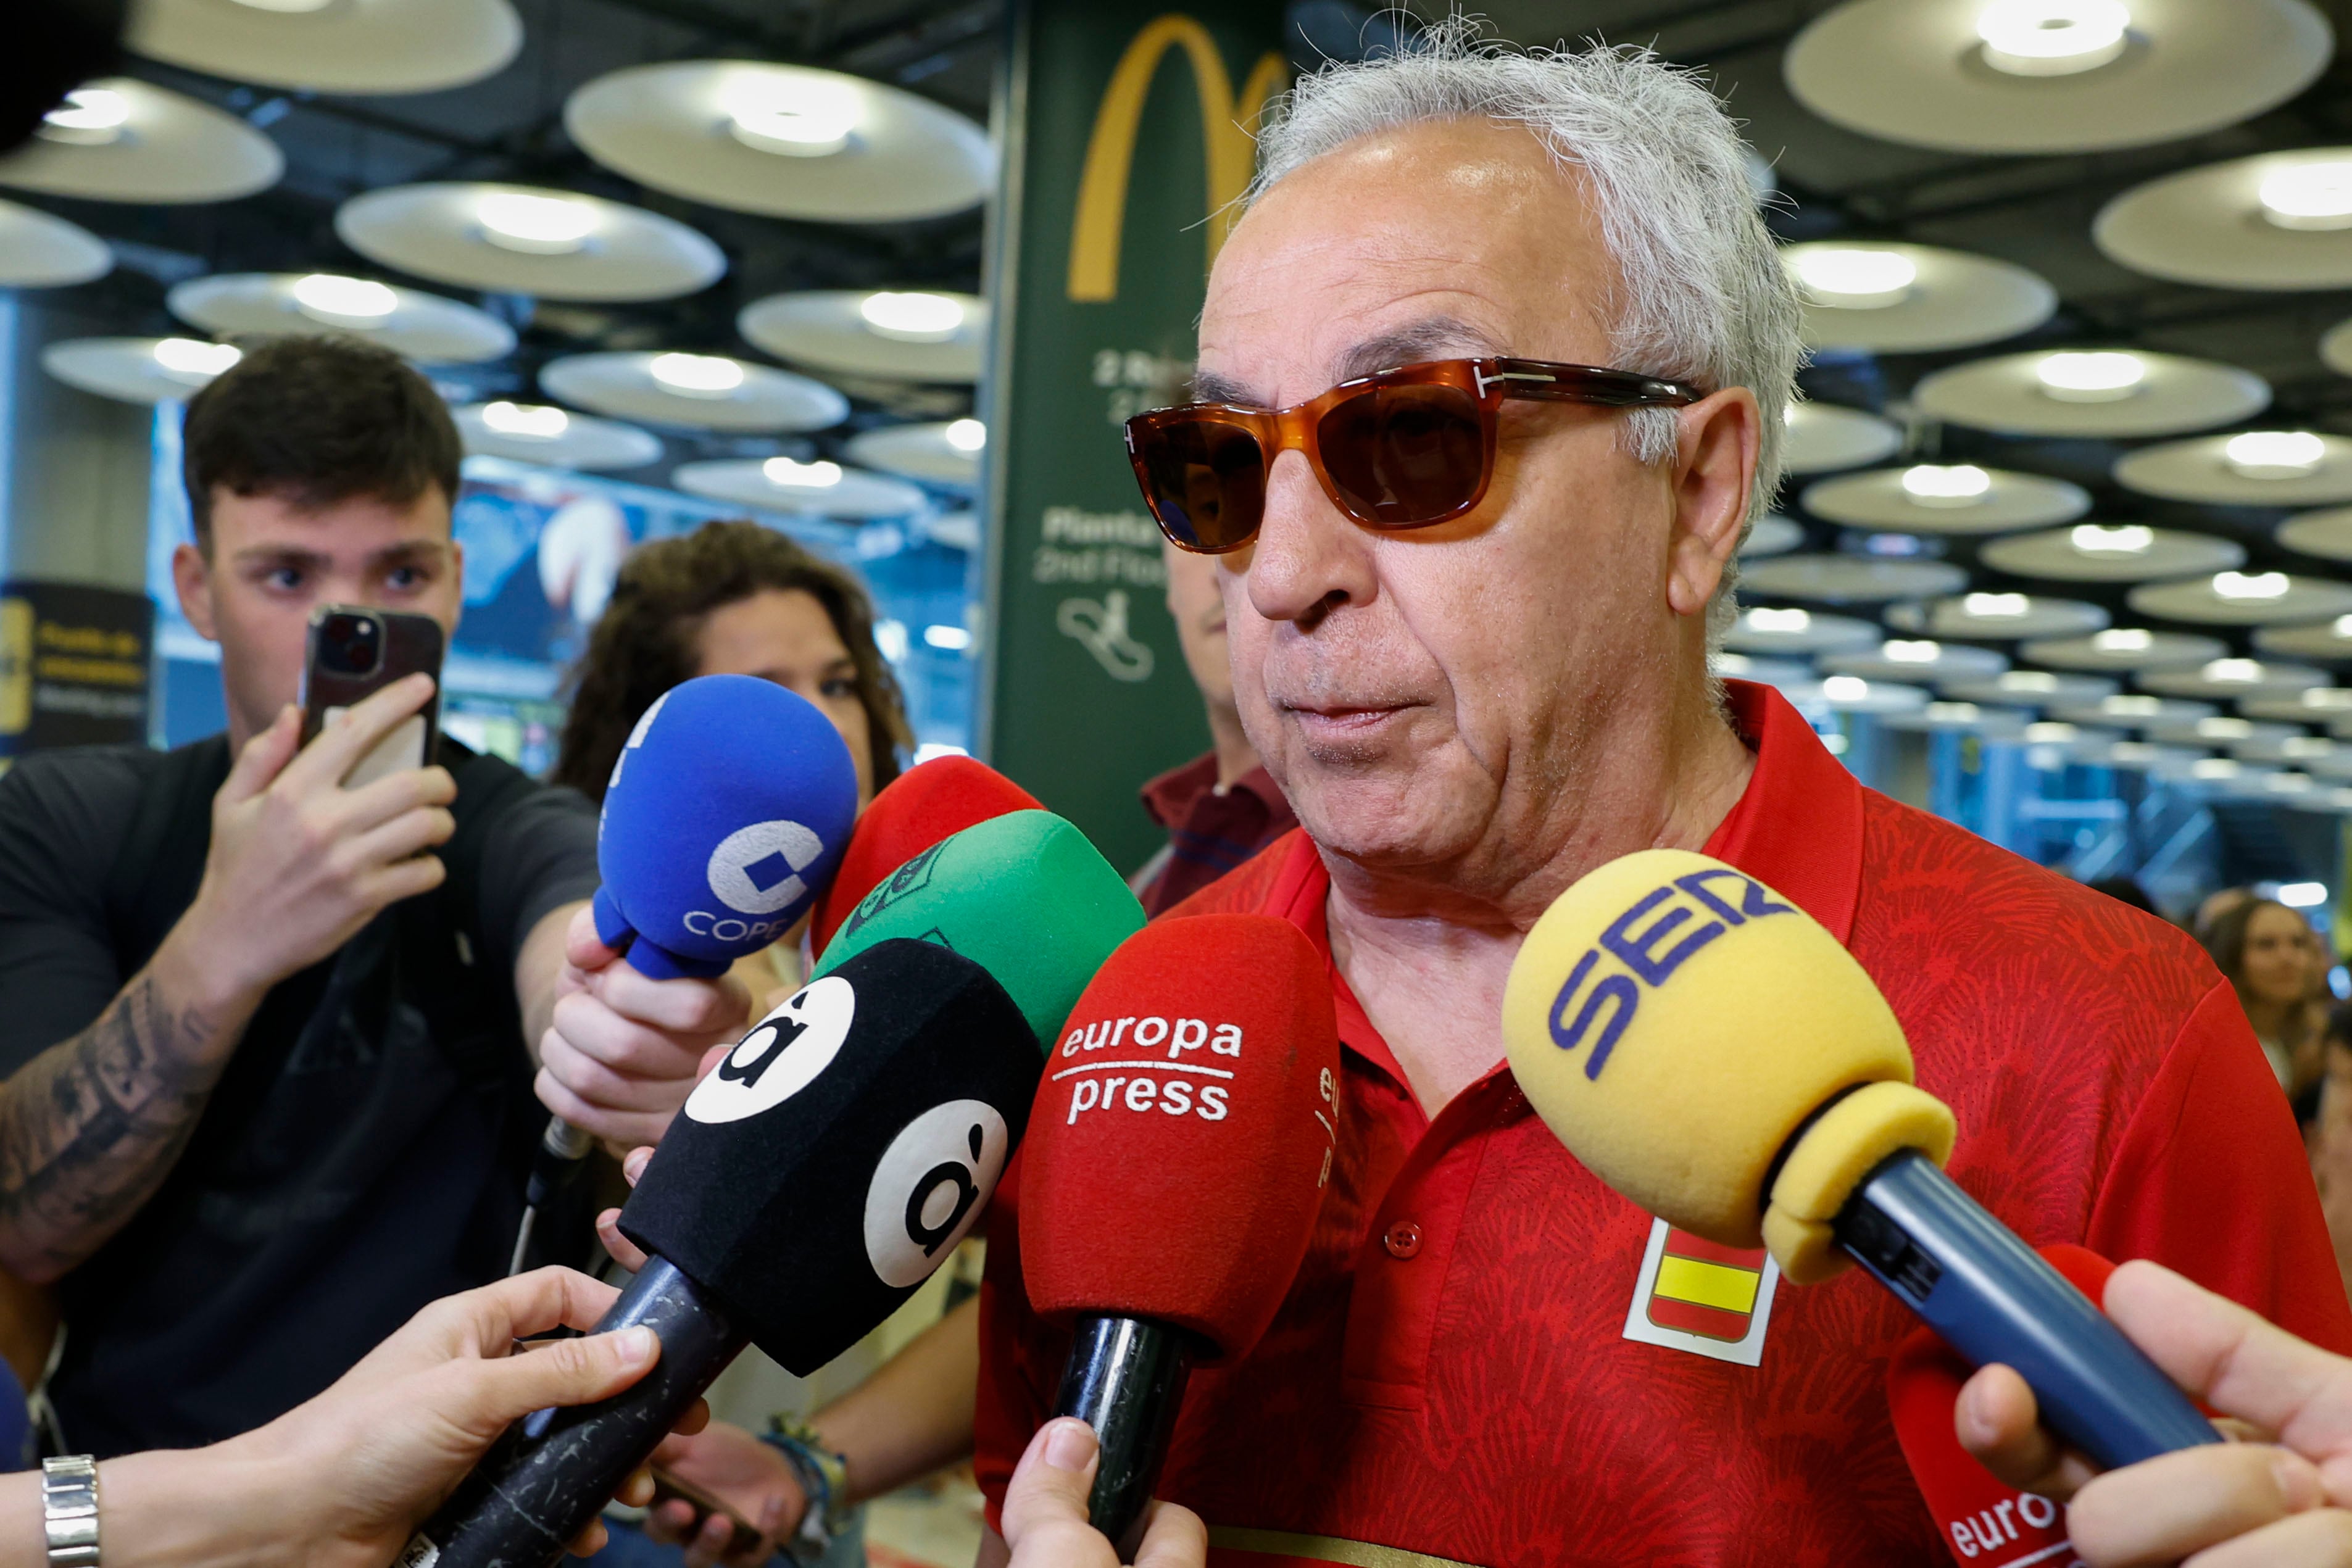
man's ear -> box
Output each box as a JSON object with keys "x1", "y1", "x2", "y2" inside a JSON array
[
  {"x1": 1664, "y1": 387, "x2": 1761, "y2": 620},
  {"x1": 172, "y1": 541, "x2": 218, "y2": 642}
]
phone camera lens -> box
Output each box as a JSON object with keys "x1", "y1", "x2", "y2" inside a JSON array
[{"x1": 321, "y1": 613, "x2": 383, "y2": 678}]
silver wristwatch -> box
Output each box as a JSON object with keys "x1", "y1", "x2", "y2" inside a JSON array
[{"x1": 40, "y1": 1455, "x2": 99, "y2": 1567}]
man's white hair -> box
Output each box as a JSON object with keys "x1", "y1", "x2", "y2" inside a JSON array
[{"x1": 1246, "y1": 22, "x2": 1804, "y2": 644}]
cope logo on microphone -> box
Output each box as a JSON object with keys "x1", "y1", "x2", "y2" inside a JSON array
[
  {"x1": 862, "y1": 1100, "x2": 1009, "y2": 1287},
  {"x1": 684, "y1": 976, "x2": 854, "y2": 1125},
  {"x1": 1547, "y1": 868, "x2": 1793, "y2": 1081},
  {"x1": 705, "y1": 819, "x2": 828, "y2": 916}
]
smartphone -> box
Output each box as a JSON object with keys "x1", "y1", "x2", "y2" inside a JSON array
[
  {"x1": 298, "y1": 605, "x2": 444, "y2": 788},
  {"x1": 647, "y1": 1467, "x2": 766, "y2": 1559}
]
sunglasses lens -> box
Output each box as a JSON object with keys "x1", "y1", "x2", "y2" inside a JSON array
[
  {"x1": 1315, "y1": 382, "x2": 1485, "y2": 525},
  {"x1": 1133, "y1": 418, "x2": 1268, "y2": 552}
]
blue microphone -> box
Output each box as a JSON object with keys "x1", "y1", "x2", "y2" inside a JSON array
[
  {"x1": 515, "y1": 673, "x2": 859, "y2": 1275},
  {"x1": 590, "y1": 673, "x2": 860, "y2": 981}
]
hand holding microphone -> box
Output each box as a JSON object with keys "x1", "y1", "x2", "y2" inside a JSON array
[
  {"x1": 1954, "y1": 1261, "x2": 2352, "y2": 1567},
  {"x1": 525, "y1": 674, "x2": 860, "y2": 1265},
  {"x1": 1500, "y1": 848, "x2": 2217, "y2": 1471},
  {"x1": 413, "y1": 810, "x2": 1144, "y2": 1568}
]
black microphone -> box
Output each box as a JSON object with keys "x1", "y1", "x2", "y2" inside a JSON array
[{"x1": 406, "y1": 937, "x2": 1042, "y2": 1568}]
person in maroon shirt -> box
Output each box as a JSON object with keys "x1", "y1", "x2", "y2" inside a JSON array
[
  {"x1": 972, "y1": 27, "x2": 2352, "y2": 1568},
  {"x1": 1134, "y1": 539, "x2": 1298, "y2": 916}
]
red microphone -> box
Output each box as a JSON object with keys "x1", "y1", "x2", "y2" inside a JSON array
[
  {"x1": 809, "y1": 756, "x2": 1042, "y2": 956},
  {"x1": 1021, "y1": 914, "x2": 1340, "y2": 1547},
  {"x1": 1888, "y1": 1245, "x2": 2119, "y2": 1567}
]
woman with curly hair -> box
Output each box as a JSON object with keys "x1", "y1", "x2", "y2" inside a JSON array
[{"x1": 555, "y1": 519, "x2": 912, "y2": 1009}]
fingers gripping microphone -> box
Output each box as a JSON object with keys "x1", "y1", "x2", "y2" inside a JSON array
[
  {"x1": 1022, "y1": 916, "x2": 1340, "y2": 1549},
  {"x1": 1888, "y1": 1245, "x2": 2121, "y2": 1566},
  {"x1": 816, "y1": 810, "x2": 1148, "y2": 1050},
  {"x1": 1500, "y1": 849, "x2": 2217, "y2": 1471},
  {"x1": 592, "y1": 673, "x2": 860, "y2": 981},
  {"x1": 514, "y1": 674, "x2": 861, "y2": 1272},
  {"x1": 411, "y1": 938, "x2": 1044, "y2": 1568},
  {"x1": 810, "y1": 755, "x2": 1042, "y2": 958}
]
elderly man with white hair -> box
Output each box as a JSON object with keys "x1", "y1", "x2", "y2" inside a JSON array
[{"x1": 971, "y1": 31, "x2": 2352, "y2": 1564}]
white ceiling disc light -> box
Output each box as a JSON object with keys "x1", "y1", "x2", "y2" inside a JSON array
[
  {"x1": 0, "y1": 78, "x2": 281, "y2": 203},
  {"x1": 845, "y1": 421, "x2": 983, "y2": 488},
  {"x1": 1711, "y1": 652, "x2": 1814, "y2": 686},
  {"x1": 167, "y1": 273, "x2": 514, "y2": 363},
  {"x1": 539, "y1": 352, "x2": 847, "y2": 433},
  {"x1": 336, "y1": 183, "x2": 725, "y2": 303},
  {"x1": 1885, "y1": 592, "x2": 2109, "y2": 640},
  {"x1": 1780, "y1": 677, "x2": 1932, "y2": 717},
  {"x1": 1782, "y1": 403, "x2": 1903, "y2": 474},
  {"x1": 127, "y1": 0, "x2": 520, "y2": 94},
  {"x1": 2279, "y1": 507, "x2": 2352, "y2": 563},
  {"x1": 1785, "y1": 0, "x2": 2329, "y2": 155},
  {"x1": 2113, "y1": 431, "x2": 2352, "y2": 506},
  {"x1": 1736, "y1": 554, "x2": 1970, "y2": 603},
  {"x1": 1884, "y1": 702, "x2": 2035, "y2": 738},
  {"x1": 1979, "y1": 523, "x2": 2245, "y2": 583},
  {"x1": 1783, "y1": 241, "x2": 2056, "y2": 353},
  {"x1": 1741, "y1": 514, "x2": 1806, "y2": 557},
  {"x1": 2232, "y1": 730, "x2": 2342, "y2": 763},
  {"x1": 2242, "y1": 686, "x2": 2352, "y2": 721},
  {"x1": 1911, "y1": 350, "x2": 2269, "y2": 439},
  {"x1": 41, "y1": 336, "x2": 242, "y2": 404},
  {"x1": 2096, "y1": 149, "x2": 2352, "y2": 290},
  {"x1": 454, "y1": 402, "x2": 662, "y2": 471},
  {"x1": 565, "y1": 61, "x2": 992, "y2": 223},
  {"x1": 2140, "y1": 658, "x2": 2329, "y2": 699},
  {"x1": 1939, "y1": 669, "x2": 2117, "y2": 706},
  {"x1": 1722, "y1": 605, "x2": 1882, "y2": 655},
  {"x1": 1821, "y1": 639, "x2": 2009, "y2": 682},
  {"x1": 673, "y1": 458, "x2": 928, "y2": 521},
  {"x1": 738, "y1": 289, "x2": 988, "y2": 383},
  {"x1": 2128, "y1": 571, "x2": 2352, "y2": 626},
  {"x1": 2022, "y1": 626, "x2": 2225, "y2": 671},
  {"x1": 0, "y1": 199, "x2": 110, "y2": 287},
  {"x1": 2254, "y1": 617, "x2": 2352, "y2": 662},
  {"x1": 1801, "y1": 465, "x2": 2088, "y2": 534},
  {"x1": 2046, "y1": 692, "x2": 2217, "y2": 728}
]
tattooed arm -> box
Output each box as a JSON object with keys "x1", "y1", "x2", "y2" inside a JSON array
[
  {"x1": 0, "y1": 948, "x2": 262, "y2": 1282},
  {"x1": 0, "y1": 679, "x2": 465, "y2": 1281}
]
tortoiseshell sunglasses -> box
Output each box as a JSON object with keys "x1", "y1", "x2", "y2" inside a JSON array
[{"x1": 1123, "y1": 357, "x2": 1703, "y2": 555}]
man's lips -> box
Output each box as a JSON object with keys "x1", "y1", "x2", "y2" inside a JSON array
[{"x1": 1284, "y1": 702, "x2": 1410, "y2": 732}]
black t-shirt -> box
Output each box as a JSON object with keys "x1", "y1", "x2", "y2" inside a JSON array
[{"x1": 0, "y1": 734, "x2": 599, "y2": 1456}]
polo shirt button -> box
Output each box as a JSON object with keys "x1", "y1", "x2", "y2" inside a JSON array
[{"x1": 1382, "y1": 1221, "x2": 1423, "y2": 1259}]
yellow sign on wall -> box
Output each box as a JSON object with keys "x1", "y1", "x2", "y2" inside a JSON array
[
  {"x1": 0, "y1": 599, "x2": 30, "y2": 737},
  {"x1": 1066, "y1": 14, "x2": 1286, "y2": 301}
]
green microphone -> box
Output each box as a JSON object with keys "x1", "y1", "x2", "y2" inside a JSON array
[{"x1": 815, "y1": 809, "x2": 1147, "y2": 1052}]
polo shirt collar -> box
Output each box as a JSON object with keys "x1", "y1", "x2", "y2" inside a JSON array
[{"x1": 1702, "y1": 679, "x2": 1864, "y2": 945}]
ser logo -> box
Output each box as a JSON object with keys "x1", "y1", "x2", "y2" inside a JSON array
[
  {"x1": 1548, "y1": 869, "x2": 1793, "y2": 1081},
  {"x1": 863, "y1": 1100, "x2": 1009, "y2": 1288},
  {"x1": 684, "y1": 976, "x2": 854, "y2": 1125}
]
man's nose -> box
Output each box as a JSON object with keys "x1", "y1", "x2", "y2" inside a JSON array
[{"x1": 1244, "y1": 450, "x2": 1376, "y2": 628}]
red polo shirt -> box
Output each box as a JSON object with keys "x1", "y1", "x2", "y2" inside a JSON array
[{"x1": 976, "y1": 681, "x2": 2352, "y2": 1566}]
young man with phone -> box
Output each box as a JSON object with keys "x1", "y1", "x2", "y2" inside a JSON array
[{"x1": 0, "y1": 335, "x2": 747, "y2": 1459}]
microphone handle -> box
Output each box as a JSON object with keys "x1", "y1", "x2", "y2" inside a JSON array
[
  {"x1": 1835, "y1": 1148, "x2": 2218, "y2": 1470},
  {"x1": 510, "y1": 1117, "x2": 597, "y2": 1277},
  {"x1": 1051, "y1": 1314, "x2": 1199, "y2": 1556},
  {"x1": 404, "y1": 1258, "x2": 749, "y2": 1568}
]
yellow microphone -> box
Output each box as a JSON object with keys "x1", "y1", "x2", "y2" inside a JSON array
[{"x1": 1502, "y1": 848, "x2": 2214, "y2": 1469}]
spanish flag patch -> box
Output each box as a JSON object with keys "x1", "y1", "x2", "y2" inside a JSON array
[{"x1": 1621, "y1": 1216, "x2": 1781, "y2": 1367}]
